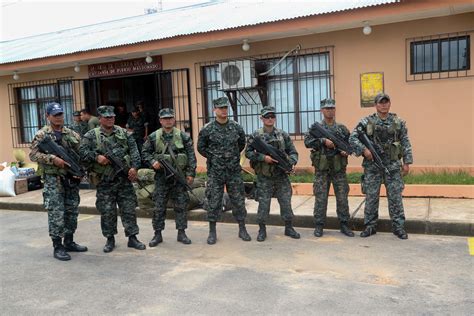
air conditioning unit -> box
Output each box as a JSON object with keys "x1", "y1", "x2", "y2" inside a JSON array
[{"x1": 218, "y1": 60, "x2": 258, "y2": 90}]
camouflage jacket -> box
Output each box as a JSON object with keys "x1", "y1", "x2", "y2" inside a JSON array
[
  {"x1": 142, "y1": 128, "x2": 197, "y2": 178},
  {"x1": 197, "y1": 119, "x2": 246, "y2": 173},
  {"x1": 70, "y1": 121, "x2": 88, "y2": 137},
  {"x1": 245, "y1": 127, "x2": 298, "y2": 176},
  {"x1": 29, "y1": 125, "x2": 81, "y2": 175},
  {"x1": 126, "y1": 113, "x2": 148, "y2": 140},
  {"x1": 349, "y1": 113, "x2": 413, "y2": 166},
  {"x1": 304, "y1": 121, "x2": 350, "y2": 157},
  {"x1": 79, "y1": 125, "x2": 141, "y2": 170}
]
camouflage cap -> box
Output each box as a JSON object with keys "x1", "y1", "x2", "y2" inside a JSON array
[
  {"x1": 73, "y1": 111, "x2": 81, "y2": 116},
  {"x1": 46, "y1": 102, "x2": 64, "y2": 115},
  {"x1": 97, "y1": 105, "x2": 116, "y2": 117},
  {"x1": 261, "y1": 106, "x2": 276, "y2": 117},
  {"x1": 159, "y1": 108, "x2": 175, "y2": 118},
  {"x1": 212, "y1": 97, "x2": 229, "y2": 108},
  {"x1": 320, "y1": 98, "x2": 336, "y2": 109},
  {"x1": 374, "y1": 92, "x2": 390, "y2": 104}
]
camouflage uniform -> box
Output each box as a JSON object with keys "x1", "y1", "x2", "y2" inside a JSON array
[
  {"x1": 141, "y1": 123, "x2": 197, "y2": 233},
  {"x1": 79, "y1": 115, "x2": 142, "y2": 239},
  {"x1": 71, "y1": 112, "x2": 88, "y2": 137},
  {"x1": 246, "y1": 127, "x2": 298, "y2": 225},
  {"x1": 197, "y1": 97, "x2": 251, "y2": 244},
  {"x1": 87, "y1": 115, "x2": 100, "y2": 131},
  {"x1": 127, "y1": 112, "x2": 148, "y2": 152},
  {"x1": 30, "y1": 125, "x2": 81, "y2": 239},
  {"x1": 304, "y1": 121, "x2": 351, "y2": 228},
  {"x1": 349, "y1": 94, "x2": 413, "y2": 236}
]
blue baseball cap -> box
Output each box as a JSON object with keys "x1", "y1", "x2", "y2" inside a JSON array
[{"x1": 46, "y1": 102, "x2": 64, "y2": 116}]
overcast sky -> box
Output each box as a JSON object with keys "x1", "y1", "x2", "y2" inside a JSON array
[{"x1": 0, "y1": 0, "x2": 209, "y2": 42}]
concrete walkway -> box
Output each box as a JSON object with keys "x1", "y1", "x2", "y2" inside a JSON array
[{"x1": 0, "y1": 189, "x2": 472, "y2": 236}]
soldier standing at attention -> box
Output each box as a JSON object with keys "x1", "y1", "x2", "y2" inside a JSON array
[
  {"x1": 349, "y1": 93, "x2": 413, "y2": 239},
  {"x1": 29, "y1": 102, "x2": 87, "y2": 261},
  {"x1": 141, "y1": 108, "x2": 197, "y2": 246},
  {"x1": 245, "y1": 106, "x2": 300, "y2": 241},
  {"x1": 79, "y1": 105, "x2": 146, "y2": 252},
  {"x1": 304, "y1": 99, "x2": 354, "y2": 238},
  {"x1": 71, "y1": 110, "x2": 88, "y2": 137},
  {"x1": 197, "y1": 97, "x2": 251, "y2": 245}
]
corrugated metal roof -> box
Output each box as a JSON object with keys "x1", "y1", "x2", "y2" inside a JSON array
[{"x1": 0, "y1": 0, "x2": 398, "y2": 64}]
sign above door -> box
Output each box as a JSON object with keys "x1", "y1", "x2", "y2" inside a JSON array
[{"x1": 88, "y1": 56, "x2": 162, "y2": 78}]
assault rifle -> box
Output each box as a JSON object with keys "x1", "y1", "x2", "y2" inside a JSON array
[
  {"x1": 308, "y1": 122, "x2": 353, "y2": 155},
  {"x1": 249, "y1": 136, "x2": 293, "y2": 173},
  {"x1": 359, "y1": 133, "x2": 391, "y2": 178},
  {"x1": 38, "y1": 135, "x2": 85, "y2": 178}
]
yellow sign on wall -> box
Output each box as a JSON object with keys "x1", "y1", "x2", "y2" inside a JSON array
[{"x1": 360, "y1": 72, "x2": 384, "y2": 107}]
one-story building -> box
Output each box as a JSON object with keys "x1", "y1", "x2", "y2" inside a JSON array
[{"x1": 1, "y1": 0, "x2": 473, "y2": 173}]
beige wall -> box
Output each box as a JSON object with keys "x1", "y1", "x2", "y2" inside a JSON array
[{"x1": 1, "y1": 13, "x2": 473, "y2": 173}]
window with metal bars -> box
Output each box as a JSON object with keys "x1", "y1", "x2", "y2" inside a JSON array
[
  {"x1": 406, "y1": 31, "x2": 473, "y2": 81},
  {"x1": 196, "y1": 46, "x2": 334, "y2": 138}
]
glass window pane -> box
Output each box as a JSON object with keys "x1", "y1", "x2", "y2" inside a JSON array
[
  {"x1": 459, "y1": 38, "x2": 468, "y2": 69},
  {"x1": 268, "y1": 79, "x2": 295, "y2": 133},
  {"x1": 37, "y1": 84, "x2": 55, "y2": 99},
  {"x1": 20, "y1": 87, "x2": 36, "y2": 100},
  {"x1": 21, "y1": 102, "x2": 38, "y2": 143},
  {"x1": 450, "y1": 40, "x2": 459, "y2": 70},
  {"x1": 238, "y1": 90, "x2": 261, "y2": 134},
  {"x1": 441, "y1": 40, "x2": 450, "y2": 71}
]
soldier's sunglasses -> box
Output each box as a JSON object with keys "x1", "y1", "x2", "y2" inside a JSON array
[{"x1": 263, "y1": 114, "x2": 276, "y2": 119}]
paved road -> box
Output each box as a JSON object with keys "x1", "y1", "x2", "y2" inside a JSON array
[{"x1": 1, "y1": 210, "x2": 472, "y2": 315}]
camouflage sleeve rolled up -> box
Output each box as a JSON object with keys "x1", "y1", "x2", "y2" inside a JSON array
[
  {"x1": 283, "y1": 131, "x2": 298, "y2": 165},
  {"x1": 399, "y1": 119, "x2": 413, "y2": 165},
  {"x1": 79, "y1": 130, "x2": 99, "y2": 164},
  {"x1": 29, "y1": 129, "x2": 56, "y2": 165},
  {"x1": 245, "y1": 132, "x2": 266, "y2": 163},
  {"x1": 126, "y1": 132, "x2": 141, "y2": 169},
  {"x1": 349, "y1": 118, "x2": 369, "y2": 157},
  {"x1": 182, "y1": 131, "x2": 197, "y2": 178},
  {"x1": 197, "y1": 125, "x2": 209, "y2": 158},
  {"x1": 141, "y1": 131, "x2": 157, "y2": 168}
]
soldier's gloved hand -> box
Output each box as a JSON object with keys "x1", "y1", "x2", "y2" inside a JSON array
[
  {"x1": 152, "y1": 161, "x2": 162, "y2": 170},
  {"x1": 187, "y1": 176, "x2": 194, "y2": 186},
  {"x1": 97, "y1": 155, "x2": 110, "y2": 166},
  {"x1": 324, "y1": 138, "x2": 335, "y2": 149},
  {"x1": 264, "y1": 155, "x2": 278, "y2": 164},
  {"x1": 128, "y1": 168, "x2": 138, "y2": 182},
  {"x1": 53, "y1": 157, "x2": 67, "y2": 168},
  {"x1": 363, "y1": 148, "x2": 373, "y2": 161},
  {"x1": 402, "y1": 164, "x2": 410, "y2": 176},
  {"x1": 340, "y1": 151, "x2": 348, "y2": 157}
]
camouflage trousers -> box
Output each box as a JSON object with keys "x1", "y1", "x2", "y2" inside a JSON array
[
  {"x1": 256, "y1": 174, "x2": 294, "y2": 224},
  {"x1": 313, "y1": 169, "x2": 350, "y2": 226},
  {"x1": 363, "y1": 165, "x2": 405, "y2": 230},
  {"x1": 96, "y1": 176, "x2": 139, "y2": 238},
  {"x1": 206, "y1": 170, "x2": 247, "y2": 222},
  {"x1": 43, "y1": 175, "x2": 80, "y2": 238},
  {"x1": 152, "y1": 174, "x2": 190, "y2": 231}
]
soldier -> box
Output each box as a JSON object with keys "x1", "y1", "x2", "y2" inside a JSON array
[
  {"x1": 349, "y1": 93, "x2": 413, "y2": 239},
  {"x1": 126, "y1": 106, "x2": 149, "y2": 153},
  {"x1": 304, "y1": 99, "x2": 354, "y2": 238},
  {"x1": 70, "y1": 110, "x2": 88, "y2": 137},
  {"x1": 245, "y1": 106, "x2": 300, "y2": 241},
  {"x1": 80, "y1": 108, "x2": 100, "y2": 131},
  {"x1": 79, "y1": 105, "x2": 146, "y2": 252},
  {"x1": 141, "y1": 108, "x2": 197, "y2": 246},
  {"x1": 29, "y1": 102, "x2": 87, "y2": 261},
  {"x1": 197, "y1": 97, "x2": 251, "y2": 244}
]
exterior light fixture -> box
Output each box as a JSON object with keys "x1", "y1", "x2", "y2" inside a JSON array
[
  {"x1": 13, "y1": 71, "x2": 19, "y2": 80},
  {"x1": 145, "y1": 53, "x2": 153, "y2": 64},
  {"x1": 74, "y1": 63, "x2": 81, "y2": 73},
  {"x1": 242, "y1": 39, "x2": 250, "y2": 52},
  {"x1": 363, "y1": 21, "x2": 372, "y2": 35}
]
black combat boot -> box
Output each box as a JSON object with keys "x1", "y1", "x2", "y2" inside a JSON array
[
  {"x1": 52, "y1": 237, "x2": 71, "y2": 261},
  {"x1": 340, "y1": 223, "x2": 355, "y2": 237},
  {"x1": 314, "y1": 225, "x2": 323, "y2": 237},
  {"x1": 128, "y1": 235, "x2": 146, "y2": 250},
  {"x1": 177, "y1": 229, "x2": 192, "y2": 244},
  {"x1": 207, "y1": 221, "x2": 217, "y2": 245},
  {"x1": 284, "y1": 221, "x2": 300, "y2": 239},
  {"x1": 257, "y1": 223, "x2": 267, "y2": 242},
  {"x1": 238, "y1": 221, "x2": 251, "y2": 241},
  {"x1": 149, "y1": 230, "x2": 163, "y2": 247},
  {"x1": 393, "y1": 228, "x2": 408, "y2": 240},
  {"x1": 360, "y1": 226, "x2": 377, "y2": 238},
  {"x1": 103, "y1": 236, "x2": 115, "y2": 253},
  {"x1": 64, "y1": 234, "x2": 88, "y2": 252}
]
